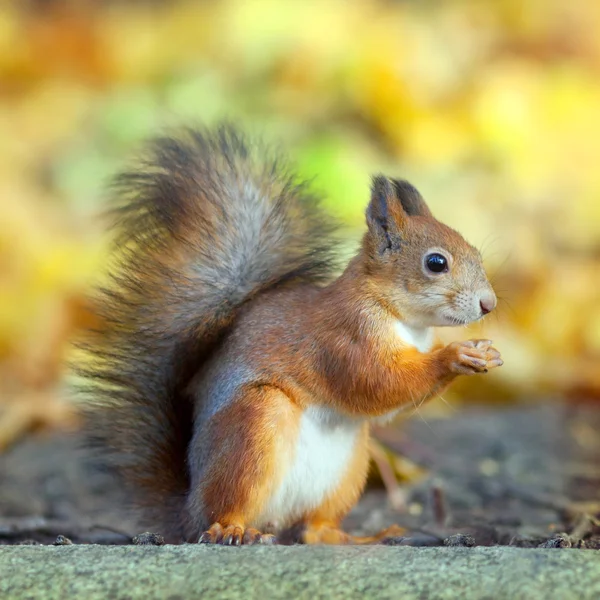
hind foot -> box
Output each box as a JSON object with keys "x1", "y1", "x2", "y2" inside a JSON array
[{"x1": 302, "y1": 522, "x2": 406, "y2": 545}]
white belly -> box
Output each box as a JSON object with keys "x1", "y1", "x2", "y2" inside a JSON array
[{"x1": 256, "y1": 406, "x2": 361, "y2": 529}]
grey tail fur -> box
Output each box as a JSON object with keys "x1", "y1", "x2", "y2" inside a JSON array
[{"x1": 77, "y1": 125, "x2": 341, "y2": 541}]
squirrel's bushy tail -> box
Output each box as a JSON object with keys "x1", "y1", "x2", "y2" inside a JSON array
[{"x1": 78, "y1": 125, "x2": 340, "y2": 540}]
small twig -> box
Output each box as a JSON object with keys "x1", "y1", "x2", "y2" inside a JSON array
[
  {"x1": 431, "y1": 482, "x2": 448, "y2": 527},
  {"x1": 569, "y1": 514, "x2": 595, "y2": 540},
  {"x1": 505, "y1": 484, "x2": 571, "y2": 513},
  {"x1": 369, "y1": 440, "x2": 406, "y2": 511},
  {"x1": 506, "y1": 484, "x2": 600, "y2": 532}
]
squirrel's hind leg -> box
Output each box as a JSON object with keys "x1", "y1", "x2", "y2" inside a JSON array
[
  {"x1": 187, "y1": 384, "x2": 297, "y2": 545},
  {"x1": 297, "y1": 425, "x2": 381, "y2": 545},
  {"x1": 299, "y1": 426, "x2": 405, "y2": 545}
]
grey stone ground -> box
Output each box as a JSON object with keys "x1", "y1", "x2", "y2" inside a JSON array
[{"x1": 1, "y1": 545, "x2": 599, "y2": 600}]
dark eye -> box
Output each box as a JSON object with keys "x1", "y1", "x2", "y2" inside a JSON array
[{"x1": 425, "y1": 253, "x2": 448, "y2": 273}]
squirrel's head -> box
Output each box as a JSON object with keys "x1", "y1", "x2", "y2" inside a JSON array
[{"x1": 363, "y1": 175, "x2": 496, "y2": 328}]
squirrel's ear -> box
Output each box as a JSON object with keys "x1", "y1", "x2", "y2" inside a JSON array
[
  {"x1": 366, "y1": 175, "x2": 406, "y2": 253},
  {"x1": 390, "y1": 179, "x2": 432, "y2": 218}
]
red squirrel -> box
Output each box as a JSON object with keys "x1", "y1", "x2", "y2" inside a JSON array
[{"x1": 80, "y1": 125, "x2": 502, "y2": 545}]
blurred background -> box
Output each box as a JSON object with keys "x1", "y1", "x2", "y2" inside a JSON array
[{"x1": 0, "y1": 0, "x2": 599, "y2": 450}]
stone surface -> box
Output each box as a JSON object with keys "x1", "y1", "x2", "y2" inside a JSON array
[{"x1": 1, "y1": 545, "x2": 599, "y2": 600}]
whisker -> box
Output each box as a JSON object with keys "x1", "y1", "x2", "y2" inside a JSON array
[
  {"x1": 435, "y1": 393, "x2": 456, "y2": 412},
  {"x1": 479, "y1": 234, "x2": 502, "y2": 259},
  {"x1": 487, "y1": 252, "x2": 513, "y2": 286},
  {"x1": 412, "y1": 405, "x2": 435, "y2": 435},
  {"x1": 496, "y1": 296, "x2": 517, "y2": 320},
  {"x1": 409, "y1": 390, "x2": 419, "y2": 416}
]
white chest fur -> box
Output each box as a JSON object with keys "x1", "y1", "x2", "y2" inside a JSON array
[
  {"x1": 369, "y1": 322, "x2": 434, "y2": 426},
  {"x1": 256, "y1": 406, "x2": 361, "y2": 529},
  {"x1": 394, "y1": 321, "x2": 434, "y2": 353}
]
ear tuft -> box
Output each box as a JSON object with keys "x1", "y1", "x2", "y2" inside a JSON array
[
  {"x1": 367, "y1": 175, "x2": 402, "y2": 253},
  {"x1": 390, "y1": 179, "x2": 432, "y2": 217},
  {"x1": 368, "y1": 175, "x2": 394, "y2": 224}
]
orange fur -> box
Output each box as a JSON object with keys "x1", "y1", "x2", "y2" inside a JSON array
[
  {"x1": 185, "y1": 179, "x2": 502, "y2": 543},
  {"x1": 189, "y1": 385, "x2": 299, "y2": 541},
  {"x1": 182, "y1": 178, "x2": 501, "y2": 544},
  {"x1": 84, "y1": 128, "x2": 502, "y2": 544}
]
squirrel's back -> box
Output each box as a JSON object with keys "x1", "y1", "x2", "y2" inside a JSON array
[{"x1": 78, "y1": 125, "x2": 340, "y2": 539}]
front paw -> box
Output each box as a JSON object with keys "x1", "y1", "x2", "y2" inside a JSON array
[
  {"x1": 198, "y1": 522, "x2": 277, "y2": 546},
  {"x1": 443, "y1": 339, "x2": 503, "y2": 376}
]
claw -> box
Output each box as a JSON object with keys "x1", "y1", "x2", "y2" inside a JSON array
[
  {"x1": 198, "y1": 522, "x2": 224, "y2": 544},
  {"x1": 474, "y1": 339, "x2": 493, "y2": 349},
  {"x1": 459, "y1": 354, "x2": 487, "y2": 368},
  {"x1": 222, "y1": 525, "x2": 244, "y2": 546},
  {"x1": 259, "y1": 533, "x2": 277, "y2": 545},
  {"x1": 242, "y1": 528, "x2": 262, "y2": 545},
  {"x1": 486, "y1": 358, "x2": 504, "y2": 369}
]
